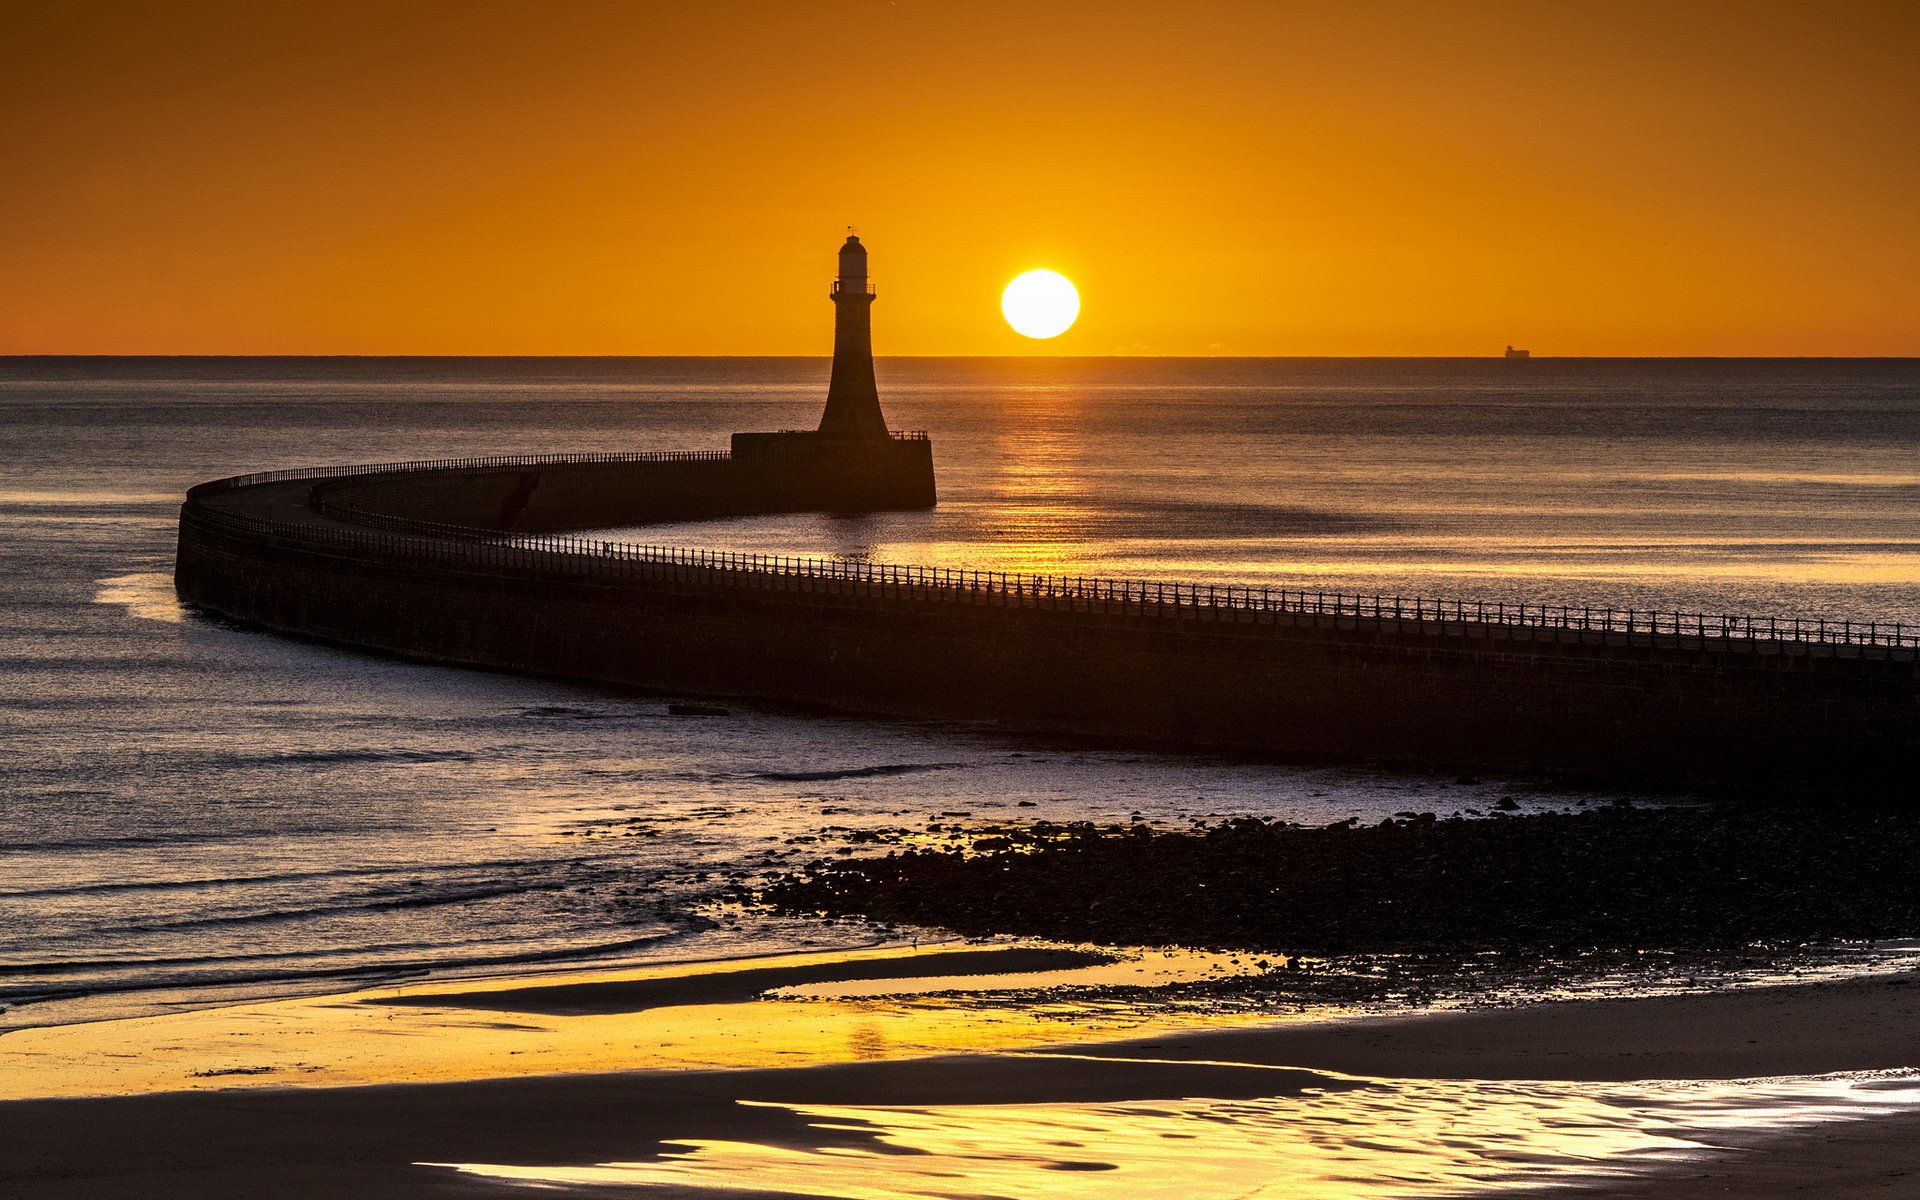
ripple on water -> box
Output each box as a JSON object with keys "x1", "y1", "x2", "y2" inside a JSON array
[{"x1": 431, "y1": 1068, "x2": 1920, "y2": 1199}]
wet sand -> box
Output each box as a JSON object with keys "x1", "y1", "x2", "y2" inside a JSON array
[
  {"x1": 1068, "y1": 965, "x2": 1920, "y2": 1081},
  {"x1": 1508, "y1": 1113, "x2": 1920, "y2": 1199},
  {"x1": 4, "y1": 950, "x2": 1919, "y2": 1198}
]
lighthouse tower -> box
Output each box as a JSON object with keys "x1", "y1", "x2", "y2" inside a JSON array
[
  {"x1": 817, "y1": 235, "x2": 890, "y2": 439},
  {"x1": 728, "y1": 233, "x2": 933, "y2": 509}
]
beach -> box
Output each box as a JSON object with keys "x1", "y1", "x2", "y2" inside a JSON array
[{"x1": 7, "y1": 944, "x2": 1920, "y2": 1197}]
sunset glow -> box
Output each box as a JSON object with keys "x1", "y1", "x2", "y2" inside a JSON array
[
  {"x1": 2, "y1": 2, "x2": 1915, "y2": 355},
  {"x1": 7, "y1": 4, "x2": 1920, "y2": 1194}
]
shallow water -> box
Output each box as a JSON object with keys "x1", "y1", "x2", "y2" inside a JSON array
[
  {"x1": 2, "y1": 356, "x2": 1916, "y2": 1027},
  {"x1": 436, "y1": 1067, "x2": 1920, "y2": 1199}
]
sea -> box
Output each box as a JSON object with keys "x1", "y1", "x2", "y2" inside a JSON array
[{"x1": 3, "y1": 356, "x2": 1918, "y2": 1030}]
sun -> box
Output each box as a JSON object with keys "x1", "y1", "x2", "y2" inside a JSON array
[{"x1": 1001, "y1": 269, "x2": 1080, "y2": 339}]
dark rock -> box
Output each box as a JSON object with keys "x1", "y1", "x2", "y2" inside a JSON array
[{"x1": 762, "y1": 801, "x2": 1920, "y2": 957}]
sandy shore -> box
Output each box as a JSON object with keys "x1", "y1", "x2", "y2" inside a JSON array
[
  {"x1": 1068, "y1": 965, "x2": 1920, "y2": 1081},
  {"x1": 4, "y1": 949, "x2": 1919, "y2": 1198}
]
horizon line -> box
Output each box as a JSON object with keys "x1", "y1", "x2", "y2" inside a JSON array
[{"x1": 5, "y1": 352, "x2": 1919, "y2": 362}]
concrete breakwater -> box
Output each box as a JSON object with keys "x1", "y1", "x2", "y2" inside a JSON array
[{"x1": 175, "y1": 445, "x2": 1915, "y2": 796}]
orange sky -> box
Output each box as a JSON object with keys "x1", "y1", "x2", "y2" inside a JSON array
[{"x1": 3, "y1": 1, "x2": 1915, "y2": 356}]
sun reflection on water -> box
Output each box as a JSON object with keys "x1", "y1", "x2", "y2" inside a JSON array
[{"x1": 91, "y1": 571, "x2": 185, "y2": 623}]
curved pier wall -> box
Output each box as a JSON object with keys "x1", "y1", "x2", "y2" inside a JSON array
[
  {"x1": 312, "y1": 437, "x2": 934, "y2": 532},
  {"x1": 177, "y1": 454, "x2": 1915, "y2": 796}
]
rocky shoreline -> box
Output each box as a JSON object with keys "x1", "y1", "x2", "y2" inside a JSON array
[{"x1": 763, "y1": 803, "x2": 1920, "y2": 958}]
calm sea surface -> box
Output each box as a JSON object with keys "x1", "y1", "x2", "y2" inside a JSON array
[{"x1": 3, "y1": 356, "x2": 1917, "y2": 1026}]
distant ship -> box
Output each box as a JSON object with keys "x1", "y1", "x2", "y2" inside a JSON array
[{"x1": 1504, "y1": 345, "x2": 1531, "y2": 359}]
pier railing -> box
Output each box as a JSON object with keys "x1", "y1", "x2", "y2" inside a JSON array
[{"x1": 181, "y1": 458, "x2": 1917, "y2": 656}]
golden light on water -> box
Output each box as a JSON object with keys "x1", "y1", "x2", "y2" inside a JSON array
[
  {"x1": 23, "y1": 939, "x2": 1910, "y2": 1200},
  {"x1": 21, "y1": 936, "x2": 1917, "y2": 1197},
  {"x1": 434, "y1": 1074, "x2": 1920, "y2": 1200},
  {"x1": 0, "y1": 945, "x2": 1267, "y2": 1099},
  {"x1": 1002, "y1": 270, "x2": 1081, "y2": 339}
]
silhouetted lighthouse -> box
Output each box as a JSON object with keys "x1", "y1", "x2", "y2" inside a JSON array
[
  {"x1": 727, "y1": 233, "x2": 933, "y2": 508},
  {"x1": 818, "y1": 235, "x2": 890, "y2": 439}
]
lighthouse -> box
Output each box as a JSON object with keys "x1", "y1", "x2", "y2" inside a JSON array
[
  {"x1": 727, "y1": 233, "x2": 933, "y2": 509},
  {"x1": 817, "y1": 235, "x2": 890, "y2": 439}
]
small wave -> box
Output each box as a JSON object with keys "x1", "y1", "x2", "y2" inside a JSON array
[
  {"x1": 0, "y1": 654, "x2": 184, "y2": 675},
  {"x1": 742, "y1": 762, "x2": 968, "y2": 783},
  {"x1": 0, "y1": 829, "x2": 265, "y2": 854},
  {"x1": 2, "y1": 924, "x2": 669, "y2": 975},
  {"x1": 0, "y1": 855, "x2": 550, "y2": 899},
  {"x1": 3, "y1": 937, "x2": 501, "y2": 975},
  {"x1": 0, "y1": 933, "x2": 686, "y2": 1012},
  {"x1": 517, "y1": 705, "x2": 619, "y2": 720},
  {"x1": 1103, "y1": 497, "x2": 1404, "y2": 536},
  {"x1": 236, "y1": 747, "x2": 480, "y2": 767},
  {"x1": 100, "y1": 883, "x2": 545, "y2": 937}
]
